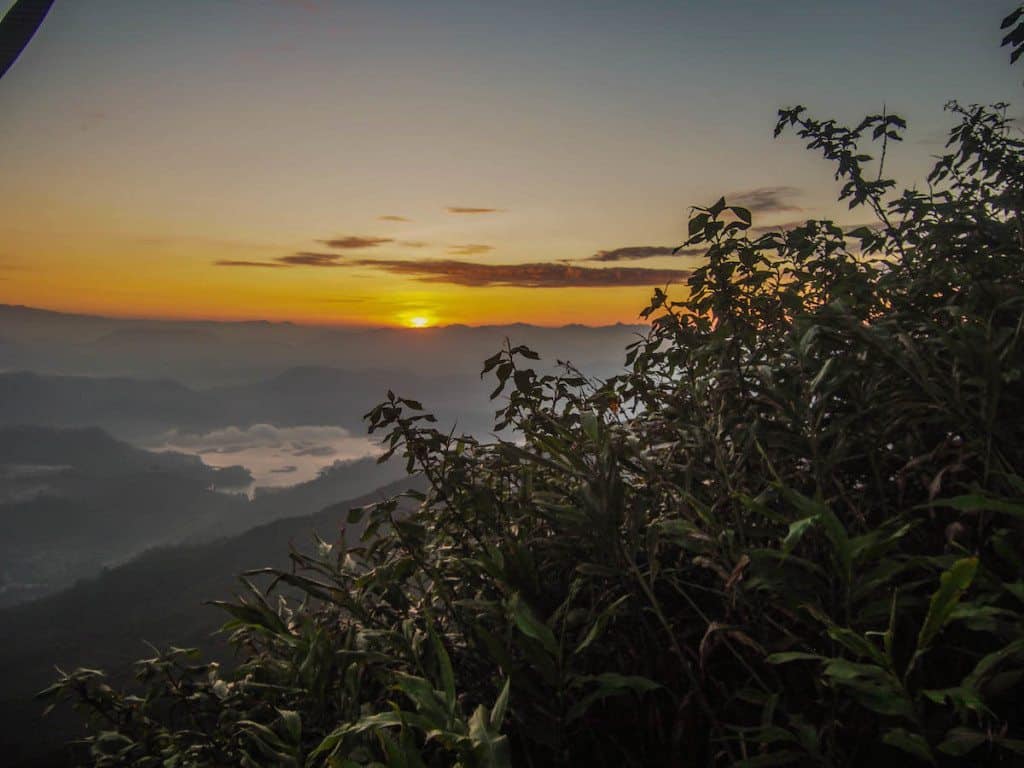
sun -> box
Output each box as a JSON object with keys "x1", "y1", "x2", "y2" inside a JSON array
[{"x1": 407, "y1": 316, "x2": 431, "y2": 328}]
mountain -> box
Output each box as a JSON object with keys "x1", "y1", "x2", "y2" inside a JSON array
[
  {"x1": 0, "y1": 367, "x2": 496, "y2": 442},
  {"x1": 0, "y1": 304, "x2": 642, "y2": 387},
  {"x1": 0, "y1": 426, "x2": 406, "y2": 607},
  {"x1": 0, "y1": 476, "x2": 421, "y2": 767}
]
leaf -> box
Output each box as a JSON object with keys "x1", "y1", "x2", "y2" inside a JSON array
[
  {"x1": 428, "y1": 626, "x2": 456, "y2": 715},
  {"x1": 964, "y1": 637, "x2": 1024, "y2": 689},
  {"x1": 509, "y1": 594, "x2": 559, "y2": 658},
  {"x1": 765, "y1": 652, "x2": 825, "y2": 664},
  {"x1": 490, "y1": 678, "x2": 511, "y2": 730},
  {"x1": 883, "y1": 728, "x2": 934, "y2": 764},
  {"x1": 566, "y1": 674, "x2": 662, "y2": 722},
  {"x1": 782, "y1": 516, "x2": 817, "y2": 555},
  {"x1": 923, "y1": 495, "x2": 1024, "y2": 520},
  {"x1": 938, "y1": 726, "x2": 987, "y2": 757},
  {"x1": 574, "y1": 594, "x2": 630, "y2": 655},
  {"x1": 916, "y1": 557, "x2": 978, "y2": 651}
]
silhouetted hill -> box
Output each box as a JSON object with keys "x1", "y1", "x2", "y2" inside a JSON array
[{"x1": 0, "y1": 476, "x2": 421, "y2": 767}]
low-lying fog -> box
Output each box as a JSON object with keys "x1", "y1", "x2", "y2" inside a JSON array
[{"x1": 146, "y1": 424, "x2": 382, "y2": 493}]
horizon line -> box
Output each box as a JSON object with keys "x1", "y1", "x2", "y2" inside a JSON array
[{"x1": 0, "y1": 302, "x2": 649, "y2": 331}]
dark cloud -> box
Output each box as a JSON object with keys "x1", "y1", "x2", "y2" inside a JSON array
[
  {"x1": 586, "y1": 245, "x2": 674, "y2": 262},
  {"x1": 748, "y1": 219, "x2": 810, "y2": 235},
  {"x1": 217, "y1": 252, "x2": 347, "y2": 268},
  {"x1": 729, "y1": 186, "x2": 803, "y2": 213},
  {"x1": 280, "y1": 252, "x2": 345, "y2": 267},
  {"x1": 318, "y1": 236, "x2": 394, "y2": 249},
  {"x1": 293, "y1": 445, "x2": 337, "y2": 457},
  {"x1": 378, "y1": 215, "x2": 411, "y2": 222},
  {"x1": 215, "y1": 259, "x2": 290, "y2": 268},
  {"x1": 446, "y1": 206, "x2": 503, "y2": 214},
  {"x1": 747, "y1": 219, "x2": 881, "y2": 236},
  {"x1": 448, "y1": 243, "x2": 494, "y2": 256},
  {"x1": 345, "y1": 258, "x2": 690, "y2": 288}
]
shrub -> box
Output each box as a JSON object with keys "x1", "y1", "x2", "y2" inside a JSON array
[{"x1": 46, "y1": 10, "x2": 1024, "y2": 767}]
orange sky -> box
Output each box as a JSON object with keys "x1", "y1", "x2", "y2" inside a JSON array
[{"x1": 1, "y1": 1, "x2": 1019, "y2": 327}]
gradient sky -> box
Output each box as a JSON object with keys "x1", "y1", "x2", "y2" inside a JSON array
[{"x1": 0, "y1": 0, "x2": 1020, "y2": 327}]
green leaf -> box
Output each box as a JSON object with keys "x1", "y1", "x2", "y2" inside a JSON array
[
  {"x1": 490, "y1": 678, "x2": 511, "y2": 731},
  {"x1": 916, "y1": 557, "x2": 978, "y2": 651},
  {"x1": 428, "y1": 626, "x2": 456, "y2": 715},
  {"x1": 468, "y1": 705, "x2": 512, "y2": 768},
  {"x1": 938, "y1": 727, "x2": 987, "y2": 757},
  {"x1": 923, "y1": 495, "x2": 1024, "y2": 520},
  {"x1": 509, "y1": 594, "x2": 559, "y2": 658},
  {"x1": 782, "y1": 516, "x2": 817, "y2": 555},
  {"x1": 574, "y1": 594, "x2": 630, "y2": 655},
  {"x1": 883, "y1": 728, "x2": 934, "y2": 764},
  {"x1": 566, "y1": 674, "x2": 662, "y2": 722},
  {"x1": 765, "y1": 652, "x2": 825, "y2": 664}
]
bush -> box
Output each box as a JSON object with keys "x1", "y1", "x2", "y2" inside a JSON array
[{"x1": 46, "y1": 10, "x2": 1024, "y2": 767}]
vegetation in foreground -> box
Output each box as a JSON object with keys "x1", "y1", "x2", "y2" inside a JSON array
[{"x1": 45, "y1": 11, "x2": 1024, "y2": 767}]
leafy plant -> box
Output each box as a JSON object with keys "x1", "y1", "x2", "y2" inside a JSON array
[{"x1": 45, "y1": 8, "x2": 1024, "y2": 766}]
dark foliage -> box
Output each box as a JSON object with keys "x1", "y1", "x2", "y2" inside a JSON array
[{"x1": 45, "y1": 9, "x2": 1024, "y2": 766}]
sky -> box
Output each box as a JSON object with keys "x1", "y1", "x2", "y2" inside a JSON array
[{"x1": 0, "y1": 0, "x2": 1020, "y2": 327}]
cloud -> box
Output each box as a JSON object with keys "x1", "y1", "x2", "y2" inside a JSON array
[
  {"x1": 399, "y1": 240, "x2": 429, "y2": 248},
  {"x1": 378, "y1": 215, "x2": 411, "y2": 222},
  {"x1": 728, "y1": 186, "x2": 803, "y2": 213},
  {"x1": 747, "y1": 219, "x2": 881, "y2": 236},
  {"x1": 448, "y1": 244, "x2": 494, "y2": 256},
  {"x1": 345, "y1": 258, "x2": 691, "y2": 288},
  {"x1": 585, "y1": 245, "x2": 674, "y2": 262},
  {"x1": 748, "y1": 219, "x2": 810, "y2": 235},
  {"x1": 215, "y1": 259, "x2": 290, "y2": 268},
  {"x1": 446, "y1": 206, "x2": 503, "y2": 214},
  {"x1": 318, "y1": 236, "x2": 394, "y2": 249},
  {"x1": 279, "y1": 251, "x2": 345, "y2": 267}
]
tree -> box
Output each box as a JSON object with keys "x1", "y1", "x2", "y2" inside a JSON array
[{"x1": 45, "y1": 8, "x2": 1024, "y2": 767}]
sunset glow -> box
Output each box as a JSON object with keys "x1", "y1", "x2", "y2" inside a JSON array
[{"x1": 0, "y1": 2, "x2": 1018, "y2": 327}]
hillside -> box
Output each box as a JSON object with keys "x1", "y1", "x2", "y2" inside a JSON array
[
  {"x1": 0, "y1": 476, "x2": 422, "y2": 767},
  {"x1": 0, "y1": 426, "x2": 406, "y2": 606}
]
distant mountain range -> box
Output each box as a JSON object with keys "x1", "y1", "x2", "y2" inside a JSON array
[
  {"x1": 0, "y1": 367, "x2": 494, "y2": 440},
  {"x1": 0, "y1": 426, "x2": 407, "y2": 608},
  {"x1": 0, "y1": 303, "x2": 645, "y2": 387}
]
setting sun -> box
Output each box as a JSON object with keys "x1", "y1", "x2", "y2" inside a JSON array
[{"x1": 408, "y1": 316, "x2": 431, "y2": 328}]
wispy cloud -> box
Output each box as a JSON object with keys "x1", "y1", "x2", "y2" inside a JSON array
[
  {"x1": 747, "y1": 219, "x2": 881, "y2": 236},
  {"x1": 728, "y1": 186, "x2": 803, "y2": 213},
  {"x1": 446, "y1": 206, "x2": 503, "y2": 215},
  {"x1": 215, "y1": 259, "x2": 290, "y2": 268},
  {"x1": 318, "y1": 236, "x2": 394, "y2": 249},
  {"x1": 585, "y1": 245, "x2": 674, "y2": 262},
  {"x1": 447, "y1": 244, "x2": 494, "y2": 256},
  {"x1": 343, "y1": 259, "x2": 690, "y2": 288},
  {"x1": 280, "y1": 252, "x2": 346, "y2": 267},
  {"x1": 378, "y1": 215, "x2": 411, "y2": 223},
  {"x1": 748, "y1": 219, "x2": 810, "y2": 235}
]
